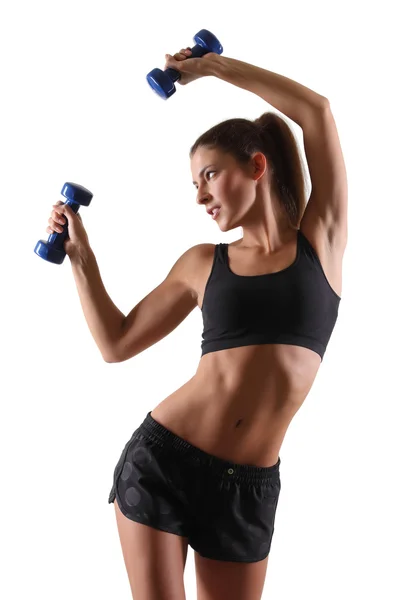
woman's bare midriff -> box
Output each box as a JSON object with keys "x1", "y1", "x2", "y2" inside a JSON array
[
  {"x1": 150, "y1": 342, "x2": 321, "y2": 468},
  {"x1": 151, "y1": 229, "x2": 340, "y2": 469}
]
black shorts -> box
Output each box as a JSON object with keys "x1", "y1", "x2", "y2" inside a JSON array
[{"x1": 108, "y1": 411, "x2": 281, "y2": 563}]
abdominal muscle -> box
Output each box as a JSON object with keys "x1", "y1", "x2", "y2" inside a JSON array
[{"x1": 150, "y1": 342, "x2": 321, "y2": 468}]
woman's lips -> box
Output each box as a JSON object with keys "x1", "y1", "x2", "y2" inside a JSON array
[{"x1": 211, "y1": 207, "x2": 221, "y2": 220}]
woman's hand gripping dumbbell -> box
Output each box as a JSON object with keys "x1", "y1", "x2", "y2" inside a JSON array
[
  {"x1": 146, "y1": 29, "x2": 223, "y2": 99},
  {"x1": 34, "y1": 182, "x2": 93, "y2": 264},
  {"x1": 163, "y1": 47, "x2": 218, "y2": 86},
  {"x1": 46, "y1": 201, "x2": 90, "y2": 261}
]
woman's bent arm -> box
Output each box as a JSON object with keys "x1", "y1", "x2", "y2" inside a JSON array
[
  {"x1": 69, "y1": 244, "x2": 203, "y2": 363},
  {"x1": 112, "y1": 245, "x2": 203, "y2": 363}
]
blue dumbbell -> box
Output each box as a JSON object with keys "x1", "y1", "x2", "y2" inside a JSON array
[
  {"x1": 34, "y1": 182, "x2": 93, "y2": 264},
  {"x1": 146, "y1": 29, "x2": 223, "y2": 100}
]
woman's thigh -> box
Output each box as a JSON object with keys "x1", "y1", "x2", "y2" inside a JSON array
[
  {"x1": 113, "y1": 498, "x2": 189, "y2": 600},
  {"x1": 195, "y1": 552, "x2": 269, "y2": 600}
]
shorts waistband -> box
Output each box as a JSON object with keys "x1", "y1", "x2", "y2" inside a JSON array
[{"x1": 137, "y1": 411, "x2": 281, "y2": 484}]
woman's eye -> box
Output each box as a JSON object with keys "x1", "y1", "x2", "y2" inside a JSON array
[{"x1": 194, "y1": 171, "x2": 216, "y2": 190}]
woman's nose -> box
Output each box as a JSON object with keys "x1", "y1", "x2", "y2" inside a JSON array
[{"x1": 196, "y1": 190, "x2": 211, "y2": 205}]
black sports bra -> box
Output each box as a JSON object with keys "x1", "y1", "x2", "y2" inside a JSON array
[{"x1": 200, "y1": 229, "x2": 341, "y2": 362}]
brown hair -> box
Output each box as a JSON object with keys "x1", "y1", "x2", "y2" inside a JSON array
[{"x1": 189, "y1": 112, "x2": 308, "y2": 229}]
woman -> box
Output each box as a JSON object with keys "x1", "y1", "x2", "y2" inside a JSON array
[{"x1": 48, "y1": 47, "x2": 347, "y2": 600}]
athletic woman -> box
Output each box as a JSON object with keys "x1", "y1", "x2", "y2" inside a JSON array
[{"x1": 47, "y1": 46, "x2": 347, "y2": 600}]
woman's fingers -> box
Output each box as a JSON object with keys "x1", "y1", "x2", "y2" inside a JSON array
[
  {"x1": 52, "y1": 208, "x2": 64, "y2": 220},
  {"x1": 52, "y1": 210, "x2": 65, "y2": 223},
  {"x1": 45, "y1": 201, "x2": 66, "y2": 233},
  {"x1": 173, "y1": 48, "x2": 192, "y2": 60}
]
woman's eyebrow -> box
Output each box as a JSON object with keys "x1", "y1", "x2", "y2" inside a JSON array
[{"x1": 192, "y1": 164, "x2": 215, "y2": 185}]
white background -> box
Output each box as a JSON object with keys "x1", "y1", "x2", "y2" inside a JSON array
[{"x1": 1, "y1": 1, "x2": 399, "y2": 598}]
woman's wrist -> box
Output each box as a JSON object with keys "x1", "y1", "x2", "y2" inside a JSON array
[
  {"x1": 68, "y1": 243, "x2": 94, "y2": 266},
  {"x1": 207, "y1": 53, "x2": 226, "y2": 77}
]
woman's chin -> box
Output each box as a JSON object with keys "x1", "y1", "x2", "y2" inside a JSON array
[
  {"x1": 217, "y1": 215, "x2": 238, "y2": 233},
  {"x1": 215, "y1": 212, "x2": 228, "y2": 231}
]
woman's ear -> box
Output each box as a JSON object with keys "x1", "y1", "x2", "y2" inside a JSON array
[{"x1": 251, "y1": 152, "x2": 268, "y2": 182}]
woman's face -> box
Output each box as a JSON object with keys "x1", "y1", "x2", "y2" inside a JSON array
[{"x1": 191, "y1": 147, "x2": 263, "y2": 232}]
